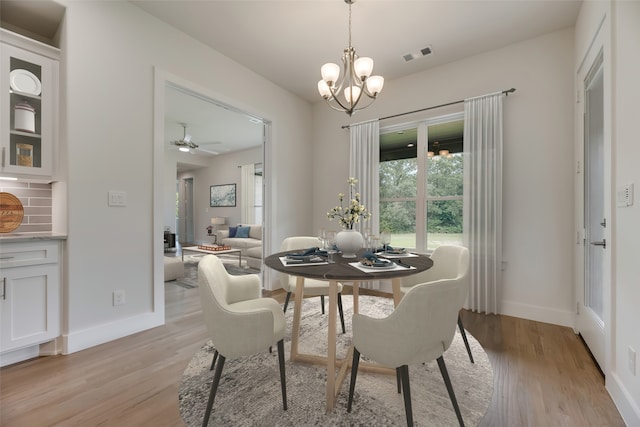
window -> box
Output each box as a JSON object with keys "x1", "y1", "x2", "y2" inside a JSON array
[{"x1": 379, "y1": 114, "x2": 463, "y2": 252}]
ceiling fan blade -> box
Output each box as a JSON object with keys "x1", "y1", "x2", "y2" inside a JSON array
[{"x1": 197, "y1": 147, "x2": 219, "y2": 155}]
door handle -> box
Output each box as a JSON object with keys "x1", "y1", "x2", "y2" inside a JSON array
[{"x1": 590, "y1": 239, "x2": 606, "y2": 249}]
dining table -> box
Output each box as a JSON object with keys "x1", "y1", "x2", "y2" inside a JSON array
[{"x1": 264, "y1": 249, "x2": 433, "y2": 412}]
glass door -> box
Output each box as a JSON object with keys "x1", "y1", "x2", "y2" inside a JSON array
[{"x1": 1, "y1": 42, "x2": 54, "y2": 177}]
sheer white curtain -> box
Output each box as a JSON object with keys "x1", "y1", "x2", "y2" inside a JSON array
[
  {"x1": 349, "y1": 120, "x2": 380, "y2": 235},
  {"x1": 240, "y1": 163, "x2": 255, "y2": 224},
  {"x1": 463, "y1": 93, "x2": 503, "y2": 314}
]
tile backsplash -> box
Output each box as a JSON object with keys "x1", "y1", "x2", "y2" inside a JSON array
[{"x1": 1, "y1": 181, "x2": 52, "y2": 233}]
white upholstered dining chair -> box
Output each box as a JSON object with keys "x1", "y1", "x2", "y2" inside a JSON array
[
  {"x1": 198, "y1": 255, "x2": 287, "y2": 426},
  {"x1": 279, "y1": 236, "x2": 346, "y2": 334},
  {"x1": 398, "y1": 244, "x2": 473, "y2": 363},
  {"x1": 347, "y1": 278, "x2": 468, "y2": 427}
]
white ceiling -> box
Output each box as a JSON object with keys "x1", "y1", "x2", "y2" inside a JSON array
[
  {"x1": 164, "y1": 84, "x2": 264, "y2": 160},
  {"x1": 133, "y1": 0, "x2": 582, "y2": 103},
  {"x1": 2, "y1": 0, "x2": 583, "y2": 167}
]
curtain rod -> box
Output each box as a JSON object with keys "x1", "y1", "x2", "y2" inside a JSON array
[{"x1": 341, "y1": 87, "x2": 516, "y2": 129}]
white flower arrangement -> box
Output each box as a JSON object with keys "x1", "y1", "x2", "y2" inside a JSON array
[{"x1": 327, "y1": 177, "x2": 371, "y2": 230}]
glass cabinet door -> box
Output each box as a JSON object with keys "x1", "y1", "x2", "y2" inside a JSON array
[{"x1": 1, "y1": 40, "x2": 56, "y2": 177}]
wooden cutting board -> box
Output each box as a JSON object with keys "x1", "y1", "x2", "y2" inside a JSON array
[{"x1": 0, "y1": 192, "x2": 24, "y2": 233}]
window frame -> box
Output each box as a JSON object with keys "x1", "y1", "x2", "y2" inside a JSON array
[{"x1": 379, "y1": 112, "x2": 464, "y2": 252}]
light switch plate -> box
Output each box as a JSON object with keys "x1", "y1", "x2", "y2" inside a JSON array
[{"x1": 108, "y1": 190, "x2": 127, "y2": 207}]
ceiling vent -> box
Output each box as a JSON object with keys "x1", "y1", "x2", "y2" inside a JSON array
[{"x1": 403, "y1": 45, "x2": 433, "y2": 62}]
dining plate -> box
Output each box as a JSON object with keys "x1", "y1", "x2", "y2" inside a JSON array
[
  {"x1": 10, "y1": 69, "x2": 42, "y2": 96},
  {"x1": 360, "y1": 259, "x2": 396, "y2": 269}
]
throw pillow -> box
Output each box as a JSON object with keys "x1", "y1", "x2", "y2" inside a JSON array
[
  {"x1": 235, "y1": 226, "x2": 250, "y2": 238},
  {"x1": 228, "y1": 226, "x2": 238, "y2": 238}
]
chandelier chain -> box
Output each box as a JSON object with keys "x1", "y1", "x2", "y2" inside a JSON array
[{"x1": 348, "y1": 1, "x2": 352, "y2": 48}]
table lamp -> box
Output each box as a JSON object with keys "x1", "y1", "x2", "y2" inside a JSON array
[{"x1": 210, "y1": 217, "x2": 226, "y2": 244}]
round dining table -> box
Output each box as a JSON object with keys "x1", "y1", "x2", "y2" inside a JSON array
[{"x1": 265, "y1": 249, "x2": 433, "y2": 412}]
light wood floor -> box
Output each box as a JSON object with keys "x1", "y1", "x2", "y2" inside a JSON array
[{"x1": 0, "y1": 282, "x2": 625, "y2": 426}]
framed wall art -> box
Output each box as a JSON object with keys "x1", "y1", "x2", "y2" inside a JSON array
[{"x1": 210, "y1": 183, "x2": 236, "y2": 207}]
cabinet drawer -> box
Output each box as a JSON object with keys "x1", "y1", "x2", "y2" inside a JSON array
[{"x1": 0, "y1": 241, "x2": 59, "y2": 268}]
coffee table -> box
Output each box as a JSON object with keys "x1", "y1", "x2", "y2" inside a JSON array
[{"x1": 181, "y1": 246, "x2": 242, "y2": 267}]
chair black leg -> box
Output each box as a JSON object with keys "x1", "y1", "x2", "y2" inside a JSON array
[
  {"x1": 209, "y1": 350, "x2": 218, "y2": 371},
  {"x1": 396, "y1": 368, "x2": 402, "y2": 393},
  {"x1": 337, "y1": 293, "x2": 346, "y2": 334},
  {"x1": 399, "y1": 365, "x2": 413, "y2": 427},
  {"x1": 283, "y1": 292, "x2": 292, "y2": 312},
  {"x1": 277, "y1": 339, "x2": 287, "y2": 411},
  {"x1": 202, "y1": 354, "x2": 225, "y2": 427},
  {"x1": 437, "y1": 356, "x2": 465, "y2": 427},
  {"x1": 320, "y1": 295, "x2": 325, "y2": 314},
  {"x1": 458, "y1": 315, "x2": 474, "y2": 364},
  {"x1": 347, "y1": 348, "x2": 360, "y2": 412}
]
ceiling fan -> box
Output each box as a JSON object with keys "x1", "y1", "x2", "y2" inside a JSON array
[
  {"x1": 171, "y1": 123, "x2": 199, "y2": 152},
  {"x1": 170, "y1": 123, "x2": 221, "y2": 154}
]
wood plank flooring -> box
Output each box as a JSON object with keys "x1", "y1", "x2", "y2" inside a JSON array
[{"x1": 0, "y1": 282, "x2": 625, "y2": 426}]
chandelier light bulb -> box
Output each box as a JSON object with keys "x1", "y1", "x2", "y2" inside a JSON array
[
  {"x1": 365, "y1": 75, "x2": 384, "y2": 95},
  {"x1": 321, "y1": 63, "x2": 340, "y2": 85},
  {"x1": 318, "y1": 80, "x2": 331, "y2": 98},
  {"x1": 179, "y1": 147, "x2": 190, "y2": 153},
  {"x1": 344, "y1": 86, "x2": 361, "y2": 104},
  {"x1": 354, "y1": 57, "x2": 373, "y2": 79},
  {"x1": 439, "y1": 149, "x2": 450, "y2": 157}
]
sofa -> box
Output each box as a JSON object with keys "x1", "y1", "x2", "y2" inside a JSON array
[{"x1": 216, "y1": 224, "x2": 262, "y2": 269}]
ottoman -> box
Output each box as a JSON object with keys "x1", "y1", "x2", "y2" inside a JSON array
[
  {"x1": 246, "y1": 246, "x2": 262, "y2": 270},
  {"x1": 164, "y1": 256, "x2": 185, "y2": 281}
]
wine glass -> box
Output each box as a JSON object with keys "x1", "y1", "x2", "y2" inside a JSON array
[
  {"x1": 370, "y1": 235, "x2": 381, "y2": 253},
  {"x1": 380, "y1": 230, "x2": 391, "y2": 252},
  {"x1": 324, "y1": 230, "x2": 337, "y2": 262},
  {"x1": 317, "y1": 228, "x2": 326, "y2": 249}
]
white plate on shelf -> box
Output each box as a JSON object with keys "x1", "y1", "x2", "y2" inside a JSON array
[{"x1": 10, "y1": 69, "x2": 42, "y2": 96}]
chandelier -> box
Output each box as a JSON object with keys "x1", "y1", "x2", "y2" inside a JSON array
[{"x1": 317, "y1": 0, "x2": 384, "y2": 116}]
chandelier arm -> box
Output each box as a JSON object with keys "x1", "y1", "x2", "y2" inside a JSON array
[
  {"x1": 351, "y1": 98, "x2": 377, "y2": 113},
  {"x1": 326, "y1": 85, "x2": 353, "y2": 112},
  {"x1": 324, "y1": 98, "x2": 355, "y2": 114}
]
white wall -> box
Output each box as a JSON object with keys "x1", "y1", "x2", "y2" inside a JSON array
[
  {"x1": 312, "y1": 27, "x2": 576, "y2": 327},
  {"x1": 59, "y1": 0, "x2": 312, "y2": 352},
  {"x1": 610, "y1": 1, "x2": 640, "y2": 423}
]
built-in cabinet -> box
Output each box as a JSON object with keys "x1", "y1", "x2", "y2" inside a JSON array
[
  {"x1": 0, "y1": 240, "x2": 61, "y2": 366},
  {"x1": 0, "y1": 28, "x2": 59, "y2": 180}
]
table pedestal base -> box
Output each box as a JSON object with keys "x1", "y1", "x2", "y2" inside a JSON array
[{"x1": 289, "y1": 276, "x2": 401, "y2": 411}]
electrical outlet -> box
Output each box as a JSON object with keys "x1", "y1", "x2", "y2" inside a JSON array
[
  {"x1": 113, "y1": 290, "x2": 126, "y2": 306},
  {"x1": 629, "y1": 346, "x2": 637, "y2": 376}
]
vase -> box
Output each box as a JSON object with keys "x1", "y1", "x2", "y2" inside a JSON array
[{"x1": 336, "y1": 229, "x2": 364, "y2": 258}]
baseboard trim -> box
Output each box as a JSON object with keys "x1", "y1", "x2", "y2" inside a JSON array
[
  {"x1": 62, "y1": 312, "x2": 164, "y2": 355},
  {"x1": 606, "y1": 372, "x2": 640, "y2": 426},
  {"x1": 0, "y1": 346, "x2": 39, "y2": 367},
  {"x1": 607, "y1": 371, "x2": 640, "y2": 426},
  {"x1": 500, "y1": 300, "x2": 574, "y2": 328}
]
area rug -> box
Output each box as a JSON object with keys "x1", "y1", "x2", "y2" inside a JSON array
[
  {"x1": 173, "y1": 255, "x2": 259, "y2": 288},
  {"x1": 179, "y1": 295, "x2": 493, "y2": 426}
]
